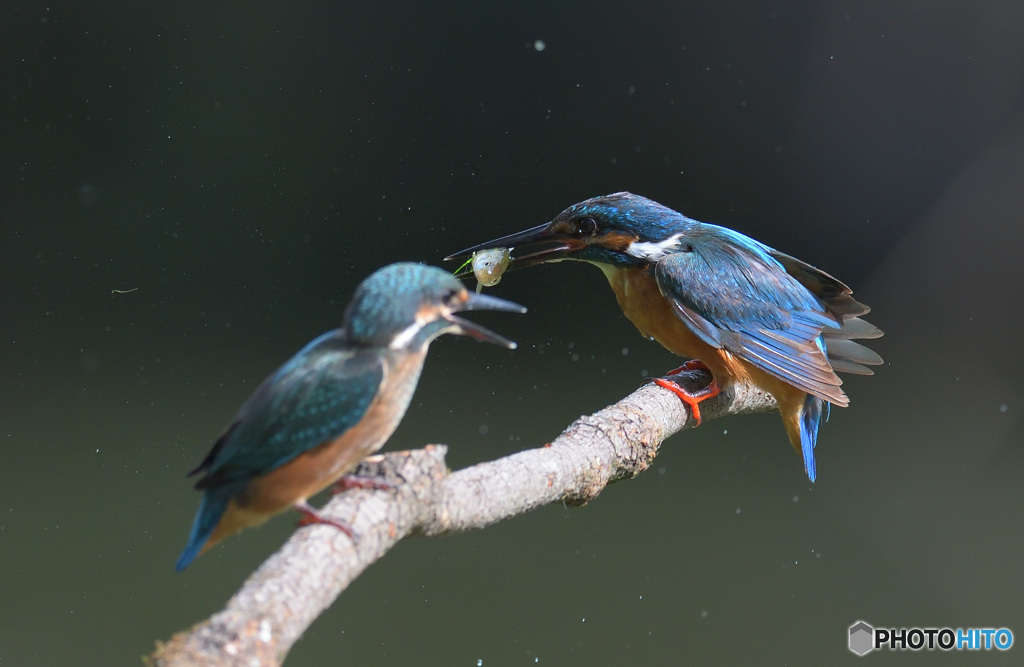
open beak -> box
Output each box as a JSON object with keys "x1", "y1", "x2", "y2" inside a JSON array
[
  {"x1": 444, "y1": 222, "x2": 585, "y2": 276},
  {"x1": 446, "y1": 291, "x2": 526, "y2": 349}
]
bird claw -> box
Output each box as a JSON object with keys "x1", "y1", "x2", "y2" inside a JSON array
[
  {"x1": 295, "y1": 502, "x2": 357, "y2": 539},
  {"x1": 645, "y1": 360, "x2": 720, "y2": 425},
  {"x1": 331, "y1": 474, "x2": 394, "y2": 494}
]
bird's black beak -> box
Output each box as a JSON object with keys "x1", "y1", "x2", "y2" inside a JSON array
[
  {"x1": 446, "y1": 292, "x2": 526, "y2": 349},
  {"x1": 444, "y1": 222, "x2": 585, "y2": 276}
]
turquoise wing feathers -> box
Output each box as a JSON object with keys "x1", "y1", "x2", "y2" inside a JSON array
[
  {"x1": 189, "y1": 330, "x2": 386, "y2": 490},
  {"x1": 653, "y1": 226, "x2": 846, "y2": 405}
]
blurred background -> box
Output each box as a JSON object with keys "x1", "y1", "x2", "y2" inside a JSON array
[{"x1": 3, "y1": 2, "x2": 1023, "y2": 664}]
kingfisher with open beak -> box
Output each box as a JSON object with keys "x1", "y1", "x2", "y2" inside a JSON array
[
  {"x1": 446, "y1": 192, "x2": 881, "y2": 482},
  {"x1": 176, "y1": 262, "x2": 525, "y2": 570}
]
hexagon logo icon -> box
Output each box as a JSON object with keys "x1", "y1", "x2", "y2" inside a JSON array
[{"x1": 849, "y1": 620, "x2": 875, "y2": 656}]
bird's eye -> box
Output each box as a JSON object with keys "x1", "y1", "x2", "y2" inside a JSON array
[
  {"x1": 680, "y1": 242, "x2": 694, "y2": 253},
  {"x1": 577, "y1": 217, "x2": 598, "y2": 236}
]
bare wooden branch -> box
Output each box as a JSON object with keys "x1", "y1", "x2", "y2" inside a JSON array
[{"x1": 148, "y1": 370, "x2": 777, "y2": 666}]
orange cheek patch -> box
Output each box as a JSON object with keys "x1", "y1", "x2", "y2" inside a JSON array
[{"x1": 596, "y1": 231, "x2": 639, "y2": 252}]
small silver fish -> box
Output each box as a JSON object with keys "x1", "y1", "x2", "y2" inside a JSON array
[{"x1": 471, "y1": 247, "x2": 511, "y2": 292}]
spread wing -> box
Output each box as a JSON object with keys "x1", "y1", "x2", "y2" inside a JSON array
[
  {"x1": 654, "y1": 226, "x2": 847, "y2": 405},
  {"x1": 189, "y1": 330, "x2": 386, "y2": 489}
]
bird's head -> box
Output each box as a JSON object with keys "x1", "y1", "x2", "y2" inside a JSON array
[
  {"x1": 344, "y1": 263, "x2": 525, "y2": 350},
  {"x1": 446, "y1": 192, "x2": 693, "y2": 272}
]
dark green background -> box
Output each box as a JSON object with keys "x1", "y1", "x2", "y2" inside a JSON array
[{"x1": 3, "y1": 2, "x2": 1023, "y2": 664}]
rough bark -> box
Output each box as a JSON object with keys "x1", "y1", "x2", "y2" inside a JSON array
[{"x1": 148, "y1": 369, "x2": 776, "y2": 666}]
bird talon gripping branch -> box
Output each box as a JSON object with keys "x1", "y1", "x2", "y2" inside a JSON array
[
  {"x1": 665, "y1": 359, "x2": 712, "y2": 377},
  {"x1": 650, "y1": 377, "x2": 721, "y2": 426},
  {"x1": 331, "y1": 474, "x2": 394, "y2": 494},
  {"x1": 294, "y1": 502, "x2": 356, "y2": 538}
]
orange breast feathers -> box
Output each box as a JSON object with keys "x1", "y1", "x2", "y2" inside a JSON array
[{"x1": 598, "y1": 266, "x2": 749, "y2": 382}]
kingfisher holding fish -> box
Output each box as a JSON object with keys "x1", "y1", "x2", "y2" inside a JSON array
[
  {"x1": 175, "y1": 263, "x2": 524, "y2": 570},
  {"x1": 446, "y1": 192, "x2": 882, "y2": 481}
]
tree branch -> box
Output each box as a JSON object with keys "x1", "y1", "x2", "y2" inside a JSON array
[{"x1": 148, "y1": 370, "x2": 777, "y2": 666}]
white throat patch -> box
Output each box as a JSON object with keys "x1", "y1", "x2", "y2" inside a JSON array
[
  {"x1": 625, "y1": 233, "x2": 683, "y2": 261},
  {"x1": 389, "y1": 320, "x2": 424, "y2": 350},
  {"x1": 389, "y1": 305, "x2": 453, "y2": 350}
]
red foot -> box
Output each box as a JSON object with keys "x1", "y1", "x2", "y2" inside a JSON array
[
  {"x1": 294, "y1": 501, "x2": 356, "y2": 538},
  {"x1": 331, "y1": 474, "x2": 394, "y2": 495},
  {"x1": 649, "y1": 361, "x2": 720, "y2": 426}
]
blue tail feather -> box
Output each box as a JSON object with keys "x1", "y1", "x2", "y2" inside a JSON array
[
  {"x1": 800, "y1": 394, "x2": 824, "y2": 483},
  {"x1": 175, "y1": 486, "x2": 236, "y2": 571}
]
